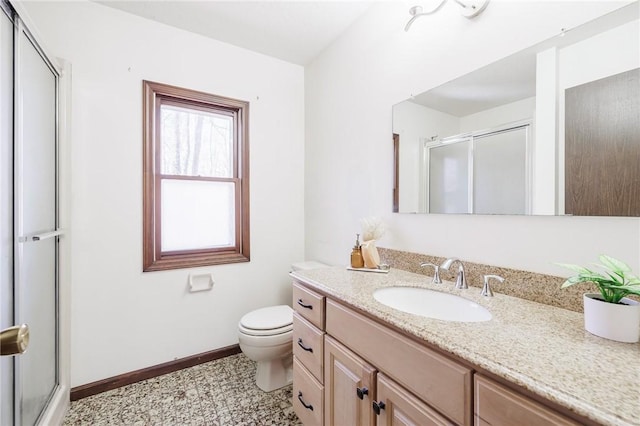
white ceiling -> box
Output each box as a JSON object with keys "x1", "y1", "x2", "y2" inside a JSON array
[
  {"x1": 411, "y1": 52, "x2": 537, "y2": 117},
  {"x1": 97, "y1": 0, "x2": 375, "y2": 65}
]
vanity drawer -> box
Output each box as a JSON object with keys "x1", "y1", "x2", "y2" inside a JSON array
[
  {"x1": 474, "y1": 375, "x2": 580, "y2": 426},
  {"x1": 293, "y1": 356, "x2": 324, "y2": 426},
  {"x1": 326, "y1": 299, "x2": 473, "y2": 426},
  {"x1": 293, "y1": 282, "x2": 325, "y2": 329},
  {"x1": 293, "y1": 312, "x2": 325, "y2": 383}
]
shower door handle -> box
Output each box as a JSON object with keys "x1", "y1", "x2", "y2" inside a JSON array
[
  {"x1": 18, "y1": 229, "x2": 63, "y2": 243},
  {"x1": 0, "y1": 324, "x2": 30, "y2": 356}
]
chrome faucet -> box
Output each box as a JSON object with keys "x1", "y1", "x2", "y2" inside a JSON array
[
  {"x1": 420, "y1": 262, "x2": 442, "y2": 284},
  {"x1": 481, "y1": 274, "x2": 504, "y2": 297},
  {"x1": 441, "y1": 258, "x2": 468, "y2": 289}
]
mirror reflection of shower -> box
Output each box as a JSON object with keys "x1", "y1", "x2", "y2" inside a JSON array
[
  {"x1": 421, "y1": 122, "x2": 532, "y2": 215},
  {"x1": 404, "y1": 0, "x2": 490, "y2": 32}
]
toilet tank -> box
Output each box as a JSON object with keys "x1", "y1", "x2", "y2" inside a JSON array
[{"x1": 291, "y1": 261, "x2": 327, "y2": 271}]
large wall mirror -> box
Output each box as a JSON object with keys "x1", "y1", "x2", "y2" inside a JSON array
[{"x1": 393, "y1": 2, "x2": 639, "y2": 216}]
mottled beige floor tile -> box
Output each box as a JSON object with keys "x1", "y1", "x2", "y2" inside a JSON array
[{"x1": 63, "y1": 354, "x2": 301, "y2": 426}]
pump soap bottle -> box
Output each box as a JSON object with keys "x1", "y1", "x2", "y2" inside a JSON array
[{"x1": 350, "y1": 234, "x2": 365, "y2": 268}]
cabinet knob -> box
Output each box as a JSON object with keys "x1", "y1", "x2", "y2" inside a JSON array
[
  {"x1": 297, "y1": 338, "x2": 313, "y2": 353},
  {"x1": 373, "y1": 400, "x2": 386, "y2": 415},
  {"x1": 297, "y1": 299, "x2": 313, "y2": 309},
  {"x1": 356, "y1": 387, "x2": 369, "y2": 400},
  {"x1": 297, "y1": 391, "x2": 314, "y2": 411}
]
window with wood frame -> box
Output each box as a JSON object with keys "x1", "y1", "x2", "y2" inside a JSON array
[{"x1": 143, "y1": 81, "x2": 250, "y2": 271}]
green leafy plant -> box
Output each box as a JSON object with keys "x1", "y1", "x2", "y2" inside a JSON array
[{"x1": 557, "y1": 255, "x2": 640, "y2": 304}]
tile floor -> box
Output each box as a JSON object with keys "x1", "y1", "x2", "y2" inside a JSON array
[{"x1": 63, "y1": 353, "x2": 302, "y2": 425}]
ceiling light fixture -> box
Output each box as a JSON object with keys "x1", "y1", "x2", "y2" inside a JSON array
[{"x1": 404, "y1": 0, "x2": 490, "y2": 32}]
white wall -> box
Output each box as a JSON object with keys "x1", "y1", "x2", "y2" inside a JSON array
[
  {"x1": 23, "y1": 1, "x2": 305, "y2": 387},
  {"x1": 392, "y1": 101, "x2": 458, "y2": 212},
  {"x1": 459, "y1": 96, "x2": 535, "y2": 133},
  {"x1": 305, "y1": 1, "x2": 639, "y2": 275},
  {"x1": 559, "y1": 19, "x2": 639, "y2": 89},
  {"x1": 534, "y1": 47, "x2": 558, "y2": 215}
]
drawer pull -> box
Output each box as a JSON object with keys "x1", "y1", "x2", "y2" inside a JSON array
[
  {"x1": 297, "y1": 391, "x2": 314, "y2": 411},
  {"x1": 356, "y1": 387, "x2": 369, "y2": 400},
  {"x1": 297, "y1": 299, "x2": 313, "y2": 309},
  {"x1": 373, "y1": 400, "x2": 386, "y2": 415},
  {"x1": 297, "y1": 338, "x2": 313, "y2": 353}
]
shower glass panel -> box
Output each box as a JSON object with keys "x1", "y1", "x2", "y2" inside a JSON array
[
  {"x1": 473, "y1": 127, "x2": 528, "y2": 215},
  {"x1": 428, "y1": 140, "x2": 470, "y2": 214},
  {"x1": 16, "y1": 22, "x2": 58, "y2": 426},
  {"x1": 425, "y1": 124, "x2": 530, "y2": 215}
]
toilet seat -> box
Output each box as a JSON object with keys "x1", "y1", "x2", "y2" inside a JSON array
[
  {"x1": 239, "y1": 305, "x2": 293, "y2": 337},
  {"x1": 239, "y1": 323, "x2": 293, "y2": 337}
]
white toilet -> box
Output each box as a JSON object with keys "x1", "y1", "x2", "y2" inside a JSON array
[{"x1": 238, "y1": 261, "x2": 327, "y2": 392}]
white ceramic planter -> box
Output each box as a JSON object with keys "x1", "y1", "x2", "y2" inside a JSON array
[{"x1": 583, "y1": 293, "x2": 640, "y2": 343}]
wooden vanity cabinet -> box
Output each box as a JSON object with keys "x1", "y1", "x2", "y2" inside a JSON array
[
  {"x1": 474, "y1": 375, "x2": 581, "y2": 426},
  {"x1": 324, "y1": 334, "x2": 452, "y2": 426},
  {"x1": 293, "y1": 282, "x2": 325, "y2": 329},
  {"x1": 376, "y1": 373, "x2": 454, "y2": 426},
  {"x1": 324, "y1": 336, "x2": 376, "y2": 426},
  {"x1": 292, "y1": 280, "x2": 587, "y2": 426},
  {"x1": 292, "y1": 283, "x2": 326, "y2": 425},
  {"x1": 293, "y1": 313, "x2": 324, "y2": 382},
  {"x1": 325, "y1": 299, "x2": 472, "y2": 426},
  {"x1": 294, "y1": 357, "x2": 324, "y2": 426}
]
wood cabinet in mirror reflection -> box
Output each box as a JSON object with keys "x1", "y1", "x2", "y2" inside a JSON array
[{"x1": 565, "y1": 68, "x2": 640, "y2": 217}]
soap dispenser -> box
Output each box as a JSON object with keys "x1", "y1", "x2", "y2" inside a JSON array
[{"x1": 350, "y1": 234, "x2": 364, "y2": 268}]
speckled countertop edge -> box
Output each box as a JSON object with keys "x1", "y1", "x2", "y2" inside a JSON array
[{"x1": 291, "y1": 267, "x2": 640, "y2": 426}]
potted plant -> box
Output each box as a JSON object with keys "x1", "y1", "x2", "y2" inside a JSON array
[{"x1": 558, "y1": 255, "x2": 640, "y2": 343}]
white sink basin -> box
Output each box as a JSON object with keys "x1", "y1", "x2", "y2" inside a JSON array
[{"x1": 373, "y1": 287, "x2": 492, "y2": 322}]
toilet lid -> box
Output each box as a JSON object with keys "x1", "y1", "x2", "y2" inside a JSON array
[{"x1": 240, "y1": 305, "x2": 293, "y2": 331}]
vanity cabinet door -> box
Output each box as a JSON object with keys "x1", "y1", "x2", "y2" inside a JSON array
[
  {"x1": 374, "y1": 374, "x2": 454, "y2": 426},
  {"x1": 326, "y1": 300, "x2": 472, "y2": 425},
  {"x1": 324, "y1": 336, "x2": 376, "y2": 426},
  {"x1": 294, "y1": 357, "x2": 324, "y2": 426},
  {"x1": 474, "y1": 375, "x2": 581, "y2": 426}
]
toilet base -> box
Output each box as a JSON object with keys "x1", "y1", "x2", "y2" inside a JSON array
[{"x1": 255, "y1": 355, "x2": 293, "y2": 392}]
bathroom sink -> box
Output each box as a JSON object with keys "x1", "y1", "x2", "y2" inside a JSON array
[{"x1": 373, "y1": 287, "x2": 492, "y2": 322}]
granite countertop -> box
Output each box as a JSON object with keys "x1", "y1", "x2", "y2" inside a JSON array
[{"x1": 290, "y1": 266, "x2": 640, "y2": 426}]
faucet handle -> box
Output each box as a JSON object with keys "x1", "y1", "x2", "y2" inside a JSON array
[
  {"x1": 420, "y1": 262, "x2": 442, "y2": 284},
  {"x1": 481, "y1": 274, "x2": 504, "y2": 297}
]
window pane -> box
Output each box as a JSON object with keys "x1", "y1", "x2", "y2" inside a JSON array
[
  {"x1": 161, "y1": 179, "x2": 236, "y2": 252},
  {"x1": 160, "y1": 104, "x2": 233, "y2": 178}
]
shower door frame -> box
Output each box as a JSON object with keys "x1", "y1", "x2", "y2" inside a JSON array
[
  {"x1": 421, "y1": 120, "x2": 533, "y2": 215},
  {"x1": 1, "y1": 1, "x2": 70, "y2": 424}
]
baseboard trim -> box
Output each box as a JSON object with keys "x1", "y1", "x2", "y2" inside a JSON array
[{"x1": 70, "y1": 344, "x2": 242, "y2": 401}]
